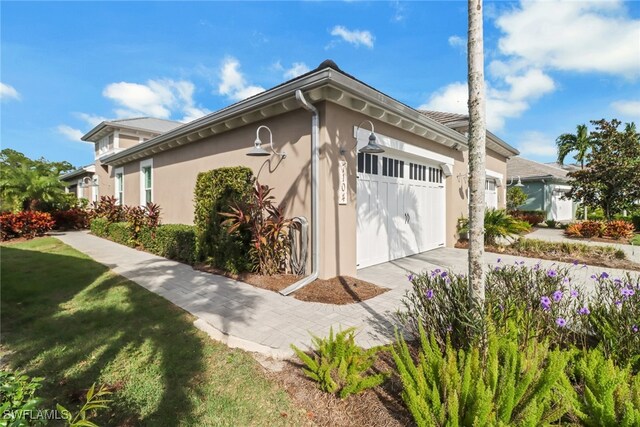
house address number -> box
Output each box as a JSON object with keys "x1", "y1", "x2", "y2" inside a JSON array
[{"x1": 338, "y1": 160, "x2": 347, "y2": 205}]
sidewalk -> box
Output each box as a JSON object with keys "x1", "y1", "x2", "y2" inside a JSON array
[{"x1": 56, "y1": 232, "x2": 400, "y2": 359}]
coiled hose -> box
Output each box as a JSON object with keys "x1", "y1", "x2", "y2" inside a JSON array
[{"x1": 289, "y1": 216, "x2": 308, "y2": 275}]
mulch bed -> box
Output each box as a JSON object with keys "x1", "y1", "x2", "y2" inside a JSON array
[
  {"x1": 455, "y1": 240, "x2": 640, "y2": 272},
  {"x1": 270, "y1": 351, "x2": 414, "y2": 427},
  {"x1": 194, "y1": 264, "x2": 389, "y2": 305}
]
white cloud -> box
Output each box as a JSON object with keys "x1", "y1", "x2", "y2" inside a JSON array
[
  {"x1": 56, "y1": 125, "x2": 86, "y2": 142},
  {"x1": 74, "y1": 112, "x2": 108, "y2": 127},
  {"x1": 390, "y1": 1, "x2": 406, "y2": 23},
  {"x1": 448, "y1": 35, "x2": 465, "y2": 49},
  {"x1": 495, "y1": 0, "x2": 640, "y2": 78},
  {"x1": 0, "y1": 82, "x2": 20, "y2": 101},
  {"x1": 611, "y1": 100, "x2": 640, "y2": 119},
  {"x1": 419, "y1": 69, "x2": 555, "y2": 131},
  {"x1": 284, "y1": 62, "x2": 310, "y2": 79},
  {"x1": 330, "y1": 25, "x2": 374, "y2": 49},
  {"x1": 516, "y1": 131, "x2": 558, "y2": 157},
  {"x1": 103, "y1": 78, "x2": 209, "y2": 123},
  {"x1": 218, "y1": 57, "x2": 265, "y2": 102}
]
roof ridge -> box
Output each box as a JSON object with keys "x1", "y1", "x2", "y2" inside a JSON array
[{"x1": 110, "y1": 116, "x2": 182, "y2": 124}]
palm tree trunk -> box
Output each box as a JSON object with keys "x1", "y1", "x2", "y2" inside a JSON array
[{"x1": 467, "y1": 0, "x2": 486, "y2": 306}]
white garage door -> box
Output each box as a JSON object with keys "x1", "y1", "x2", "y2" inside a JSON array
[
  {"x1": 551, "y1": 189, "x2": 573, "y2": 221},
  {"x1": 485, "y1": 179, "x2": 498, "y2": 209},
  {"x1": 356, "y1": 151, "x2": 446, "y2": 269}
]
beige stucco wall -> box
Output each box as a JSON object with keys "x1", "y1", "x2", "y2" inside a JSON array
[
  {"x1": 119, "y1": 134, "x2": 141, "y2": 150},
  {"x1": 98, "y1": 103, "x2": 512, "y2": 279}
]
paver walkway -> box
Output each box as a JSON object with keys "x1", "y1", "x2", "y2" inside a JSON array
[{"x1": 56, "y1": 231, "x2": 639, "y2": 358}]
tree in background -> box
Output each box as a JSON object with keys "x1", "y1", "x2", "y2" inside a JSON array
[
  {"x1": 506, "y1": 186, "x2": 527, "y2": 211},
  {"x1": 467, "y1": 0, "x2": 487, "y2": 308},
  {"x1": 556, "y1": 124, "x2": 594, "y2": 219},
  {"x1": 567, "y1": 119, "x2": 640, "y2": 219},
  {"x1": 0, "y1": 149, "x2": 74, "y2": 211}
]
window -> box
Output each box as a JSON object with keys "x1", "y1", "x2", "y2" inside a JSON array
[
  {"x1": 114, "y1": 167, "x2": 124, "y2": 205},
  {"x1": 486, "y1": 180, "x2": 496, "y2": 191},
  {"x1": 140, "y1": 159, "x2": 153, "y2": 205},
  {"x1": 358, "y1": 153, "x2": 380, "y2": 175},
  {"x1": 92, "y1": 176, "x2": 99, "y2": 203}
]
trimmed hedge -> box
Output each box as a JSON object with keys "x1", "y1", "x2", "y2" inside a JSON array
[
  {"x1": 139, "y1": 225, "x2": 196, "y2": 264},
  {"x1": 194, "y1": 166, "x2": 253, "y2": 273},
  {"x1": 108, "y1": 222, "x2": 133, "y2": 246},
  {"x1": 90, "y1": 218, "x2": 109, "y2": 238}
]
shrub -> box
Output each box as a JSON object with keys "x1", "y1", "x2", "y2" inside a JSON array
[
  {"x1": 291, "y1": 327, "x2": 387, "y2": 399},
  {"x1": 0, "y1": 370, "x2": 44, "y2": 424},
  {"x1": 586, "y1": 272, "x2": 640, "y2": 367},
  {"x1": 107, "y1": 222, "x2": 133, "y2": 247},
  {"x1": 139, "y1": 224, "x2": 196, "y2": 264},
  {"x1": 91, "y1": 196, "x2": 123, "y2": 224},
  {"x1": 392, "y1": 324, "x2": 573, "y2": 426},
  {"x1": 0, "y1": 211, "x2": 55, "y2": 240},
  {"x1": 512, "y1": 209, "x2": 546, "y2": 226},
  {"x1": 194, "y1": 167, "x2": 253, "y2": 273},
  {"x1": 506, "y1": 186, "x2": 527, "y2": 211},
  {"x1": 89, "y1": 217, "x2": 109, "y2": 238},
  {"x1": 587, "y1": 208, "x2": 606, "y2": 221},
  {"x1": 458, "y1": 209, "x2": 530, "y2": 246},
  {"x1": 510, "y1": 238, "x2": 626, "y2": 261},
  {"x1": 631, "y1": 214, "x2": 640, "y2": 232},
  {"x1": 396, "y1": 269, "x2": 484, "y2": 350},
  {"x1": 565, "y1": 222, "x2": 583, "y2": 237},
  {"x1": 52, "y1": 208, "x2": 90, "y2": 230},
  {"x1": 580, "y1": 220, "x2": 605, "y2": 238},
  {"x1": 605, "y1": 220, "x2": 635, "y2": 240},
  {"x1": 570, "y1": 349, "x2": 640, "y2": 425},
  {"x1": 222, "y1": 182, "x2": 293, "y2": 275},
  {"x1": 545, "y1": 219, "x2": 557, "y2": 229}
]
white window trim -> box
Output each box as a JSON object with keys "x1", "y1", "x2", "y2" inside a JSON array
[
  {"x1": 139, "y1": 158, "x2": 153, "y2": 206},
  {"x1": 77, "y1": 179, "x2": 82, "y2": 198},
  {"x1": 114, "y1": 167, "x2": 124, "y2": 205}
]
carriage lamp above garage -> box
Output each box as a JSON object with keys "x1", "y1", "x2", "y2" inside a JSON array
[
  {"x1": 507, "y1": 175, "x2": 525, "y2": 187},
  {"x1": 246, "y1": 125, "x2": 287, "y2": 158},
  {"x1": 340, "y1": 120, "x2": 385, "y2": 156}
]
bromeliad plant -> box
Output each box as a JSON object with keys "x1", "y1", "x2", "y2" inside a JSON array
[
  {"x1": 222, "y1": 182, "x2": 292, "y2": 275},
  {"x1": 458, "y1": 209, "x2": 530, "y2": 245},
  {"x1": 291, "y1": 327, "x2": 388, "y2": 399}
]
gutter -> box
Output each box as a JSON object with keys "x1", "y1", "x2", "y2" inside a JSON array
[{"x1": 279, "y1": 90, "x2": 320, "y2": 295}]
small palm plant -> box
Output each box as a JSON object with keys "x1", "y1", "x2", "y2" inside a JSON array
[{"x1": 458, "y1": 209, "x2": 530, "y2": 245}]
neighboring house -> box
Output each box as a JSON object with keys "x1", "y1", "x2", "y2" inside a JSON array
[
  {"x1": 507, "y1": 157, "x2": 577, "y2": 221},
  {"x1": 82, "y1": 59, "x2": 519, "y2": 279},
  {"x1": 60, "y1": 165, "x2": 98, "y2": 202}
]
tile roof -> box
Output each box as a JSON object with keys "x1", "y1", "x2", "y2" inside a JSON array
[{"x1": 507, "y1": 157, "x2": 570, "y2": 181}]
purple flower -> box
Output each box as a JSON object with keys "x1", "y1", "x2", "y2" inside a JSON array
[
  {"x1": 425, "y1": 289, "x2": 434, "y2": 300},
  {"x1": 572, "y1": 260, "x2": 579, "y2": 266},
  {"x1": 600, "y1": 272, "x2": 609, "y2": 279},
  {"x1": 547, "y1": 269, "x2": 558, "y2": 278},
  {"x1": 570, "y1": 289, "x2": 579, "y2": 298},
  {"x1": 519, "y1": 261, "x2": 525, "y2": 266},
  {"x1": 534, "y1": 263, "x2": 540, "y2": 271},
  {"x1": 621, "y1": 287, "x2": 635, "y2": 298},
  {"x1": 579, "y1": 306, "x2": 590, "y2": 315},
  {"x1": 614, "y1": 278, "x2": 622, "y2": 284},
  {"x1": 590, "y1": 274, "x2": 597, "y2": 280},
  {"x1": 497, "y1": 258, "x2": 501, "y2": 263},
  {"x1": 633, "y1": 325, "x2": 638, "y2": 333},
  {"x1": 553, "y1": 290, "x2": 563, "y2": 302},
  {"x1": 540, "y1": 296, "x2": 551, "y2": 311},
  {"x1": 582, "y1": 263, "x2": 587, "y2": 269},
  {"x1": 563, "y1": 277, "x2": 570, "y2": 284},
  {"x1": 615, "y1": 300, "x2": 622, "y2": 307},
  {"x1": 434, "y1": 269, "x2": 441, "y2": 274},
  {"x1": 494, "y1": 266, "x2": 502, "y2": 271},
  {"x1": 556, "y1": 318, "x2": 567, "y2": 327},
  {"x1": 441, "y1": 271, "x2": 448, "y2": 278},
  {"x1": 408, "y1": 273, "x2": 415, "y2": 282}
]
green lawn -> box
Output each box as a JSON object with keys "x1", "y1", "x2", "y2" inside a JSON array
[
  {"x1": 631, "y1": 234, "x2": 640, "y2": 245},
  {"x1": 1, "y1": 238, "x2": 306, "y2": 426}
]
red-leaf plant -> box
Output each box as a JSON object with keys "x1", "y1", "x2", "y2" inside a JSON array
[{"x1": 221, "y1": 182, "x2": 292, "y2": 275}]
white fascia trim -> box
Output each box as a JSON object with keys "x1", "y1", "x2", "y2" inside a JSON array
[
  {"x1": 114, "y1": 167, "x2": 124, "y2": 204},
  {"x1": 486, "y1": 169, "x2": 503, "y2": 180},
  {"x1": 354, "y1": 127, "x2": 455, "y2": 165},
  {"x1": 139, "y1": 158, "x2": 153, "y2": 206}
]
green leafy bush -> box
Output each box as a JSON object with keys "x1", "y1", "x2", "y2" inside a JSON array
[
  {"x1": 458, "y1": 209, "x2": 530, "y2": 245},
  {"x1": 291, "y1": 328, "x2": 387, "y2": 399},
  {"x1": 545, "y1": 219, "x2": 557, "y2": 229},
  {"x1": 222, "y1": 182, "x2": 292, "y2": 275},
  {"x1": 0, "y1": 370, "x2": 44, "y2": 425},
  {"x1": 392, "y1": 324, "x2": 572, "y2": 427},
  {"x1": 89, "y1": 217, "x2": 109, "y2": 237},
  {"x1": 506, "y1": 186, "x2": 528, "y2": 211},
  {"x1": 107, "y1": 222, "x2": 133, "y2": 247},
  {"x1": 570, "y1": 349, "x2": 640, "y2": 426},
  {"x1": 139, "y1": 224, "x2": 196, "y2": 264},
  {"x1": 193, "y1": 167, "x2": 253, "y2": 273},
  {"x1": 396, "y1": 269, "x2": 484, "y2": 350},
  {"x1": 631, "y1": 214, "x2": 640, "y2": 232}
]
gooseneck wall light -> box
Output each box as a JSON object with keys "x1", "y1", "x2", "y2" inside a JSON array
[
  {"x1": 507, "y1": 175, "x2": 525, "y2": 187},
  {"x1": 246, "y1": 125, "x2": 287, "y2": 158},
  {"x1": 340, "y1": 119, "x2": 385, "y2": 156}
]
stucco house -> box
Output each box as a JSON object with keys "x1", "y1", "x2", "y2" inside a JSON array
[
  {"x1": 507, "y1": 157, "x2": 577, "y2": 221},
  {"x1": 80, "y1": 60, "x2": 519, "y2": 280}
]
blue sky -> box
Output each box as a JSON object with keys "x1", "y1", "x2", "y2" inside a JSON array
[{"x1": 2, "y1": 1, "x2": 639, "y2": 167}]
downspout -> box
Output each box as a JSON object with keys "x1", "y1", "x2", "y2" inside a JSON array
[{"x1": 280, "y1": 90, "x2": 319, "y2": 295}]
